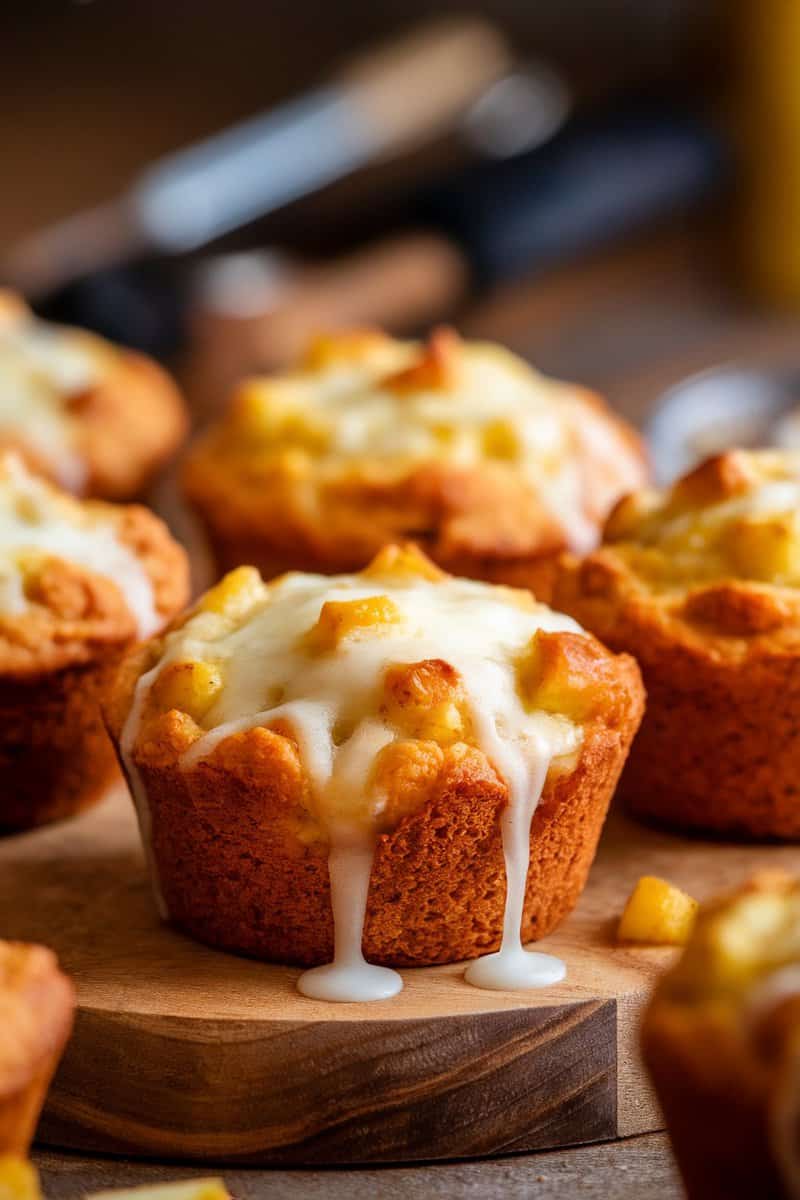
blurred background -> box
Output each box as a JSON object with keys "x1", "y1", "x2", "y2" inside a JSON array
[{"x1": 3, "y1": 0, "x2": 800, "y2": 464}]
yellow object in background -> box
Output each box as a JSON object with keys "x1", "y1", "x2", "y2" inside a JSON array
[
  {"x1": 0, "y1": 1158, "x2": 41, "y2": 1200},
  {"x1": 736, "y1": 0, "x2": 800, "y2": 303},
  {"x1": 618, "y1": 875, "x2": 699, "y2": 946},
  {"x1": 85, "y1": 1181, "x2": 229, "y2": 1200}
]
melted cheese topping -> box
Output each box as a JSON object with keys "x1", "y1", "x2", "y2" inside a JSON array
[
  {"x1": 608, "y1": 450, "x2": 800, "y2": 590},
  {"x1": 123, "y1": 560, "x2": 585, "y2": 1001},
  {"x1": 0, "y1": 454, "x2": 158, "y2": 637},
  {"x1": 0, "y1": 298, "x2": 114, "y2": 492},
  {"x1": 224, "y1": 331, "x2": 643, "y2": 554}
]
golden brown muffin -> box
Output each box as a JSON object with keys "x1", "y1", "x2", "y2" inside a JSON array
[
  {"x1": 0, "y1": 942, "x2": 74, "y2": 1157},
  {"x1": 105, "y1": 543, "x2": 644, "y2": 999},
  {"x1": 0, "y1": 453, "x2": 189, "y2": 830},
  {"x1": 643, "y1": 872, "x2": 800, "y2": 1200},
  {"x1": 554, "y1": 449, "x2": 800, "y2": 839},
  {"x1": 0, "y1": 290, "x2": 186, "y2": 499},
  {"x1": 182, "y1": 327, "x2": 647, "y2": 590}
]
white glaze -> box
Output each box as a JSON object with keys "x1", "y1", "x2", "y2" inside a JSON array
[
  {"x1": 746, "y1": 964, "x2": 800, "y2": 1024},
  {"x1": 128, "y1": 570, "x2": 583, "y2": 1001},
  {"x1": 0, "y1": 313, "x2": 104, "y2": 491},
  {"x1": 0, "y1": 455, "x2": 159, "y2": 638},
  {"x1": 464, "y1": 735, "x2": 565, "y2": 990},
  {"x1": 297, "y1": 836, "x2": 402, "y2": 1002},
  {"x1": 244, "y1": 340, "x2": 642, "y2": 553}
]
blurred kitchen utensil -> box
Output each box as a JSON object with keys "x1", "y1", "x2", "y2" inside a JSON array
[
  {"x1": 646, "y1": 365, "x2": 800, "y2": 483},
  {"x1": 1, "y1": 17, "x2": 513, "y2": 300},
  {"x1": 180, "y1": 104, "x2": 723, "y2": 411}
]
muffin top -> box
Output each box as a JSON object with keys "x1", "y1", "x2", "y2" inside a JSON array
[
  {"x1": 605, "y1": 450, "x2": 800, "y2": 588},
  {"x1": 0, "y1": 290, "x2": 186, "y2": 499},
  {"x1": 0, "y1": 291, "x2": 114, "y2": 492},
  {"x1": 0, "y1": 453, "x2": 189, "y2": 677},
  {"x1": 114, "y1": 544, "x2": 633, "y2": 837},
  {"x1": 556, "y1": 450, "x2": 800, "y2": 651},
  {"x1": 184, "y1": 327, "x2": 646, "y2": 566},
  {"x1": 0, "y1": 941, "x2": 74, "y2": 1100}
]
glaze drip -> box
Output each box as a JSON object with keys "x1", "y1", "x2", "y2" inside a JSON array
[{"x1": 124, "y1": 567, "x2": 583, "y2": 1001}]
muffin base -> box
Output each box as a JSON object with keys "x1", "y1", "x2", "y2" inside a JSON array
[
  {"x1": 0, "y1": 662, "x2": 121, "y2": 832},
  {"x1": 642, "y1": 1001, "x2": 793, "y2": 1200},
  {"x1": 554, "y1": 558, "x2": 800, "y2": 841},
  {"x1": 128, "y1": 710, "x2": 641, "y2": 967}
]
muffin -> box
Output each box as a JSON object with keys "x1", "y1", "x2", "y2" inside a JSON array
[
  {"x1": 554, "y1": 449, "x2": 800, "y2": 839},
  {"x1": 0, "y1": 941, "x2": 74, "y2": 1156},
  {"x1": 0, "y1": 452, "x2": 189, "y2": 830},
  {"x1": 643, "y1": 872, "x2": 800, "y2": 1200},
  {"x1": 0, "y1": 290, "x2": 186, "y2": 498},
  {"x1": 105, "y1": 542, "x2": 644, "y2": 1001},
  {"x1": 183, "y1": 327, "x2": 647, "y2": 592}
]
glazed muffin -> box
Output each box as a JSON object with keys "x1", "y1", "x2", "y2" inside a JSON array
[
  {"x1": 0, "y1": 453, "x2": 189, "y2": 830},
  {"x1": 0, "y1": 290, "x2": 186, "y2": 499},
  {"x1": 643, "y1": 872, "x2": 800, "y2": 1200},
  {"x1": 0, "y1": 942, "x2": 74, "y2": 1156},
  {"x1": 105, "y1": 543, "x2": 644, "y2": 1000},
  {"x1": 183, "y1": 327, "x2": 647, "y2": 592},
  {"x1": 554, "y1": 449, "x2": 800, "y2": 839}
]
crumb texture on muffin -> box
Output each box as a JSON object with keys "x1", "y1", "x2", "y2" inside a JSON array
[
  {"x1": 643, "y1": 872, "x2": 800, "y2": 1200},
  {"x1": 0, "y1": 290, "x2": 186, "y2": 499},
  {"x1": 111, "y1": 543, "x2": 644, "y2": 1000},
  {"x1": 183, "y1": 327, "x2": 646, "y2": 578}
]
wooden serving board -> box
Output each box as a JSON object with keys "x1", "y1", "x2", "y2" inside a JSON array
[{"x1": 1, "y1": 788, "x2": 798, "y2": 1166}]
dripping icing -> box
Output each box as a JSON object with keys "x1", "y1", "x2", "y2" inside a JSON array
[{"x1": 126, "y1": 570, "x2": 582, "y2": 1000}]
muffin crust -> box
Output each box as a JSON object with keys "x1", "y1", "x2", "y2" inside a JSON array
[
  {"x1": 0, "y1": 290, "x2": 186, "y2": 499},
  {"x1": 107, "y1": 545, "x2": 644, "y2": 993},
  {"x1": 0, "y1": 942, "x2": 74, "y2": 1156},
  {"x1": 183, "y1": 328, "x2": 647, "y2": 586},
  {"x1": 0, "y1": 456, "x2": 189, "y2": 829},
  {"x1": 643, "y1": 872, "x2": 800, "y2": 1200},
  {"x1": 554, "y1": 450, "x2": 800, "y2": 838}
]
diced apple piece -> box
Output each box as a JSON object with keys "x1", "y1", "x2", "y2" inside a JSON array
[
  {"x1": 618, "y1": 875, "x2": 698, "y2": 946},
  {"x1": 302, "y1": 330, "x2": 389, "y2": 370},
  {"x1": 150, "y1": 661, "x2": 223, "y2": 721},
  {"x1": 724, "y1": 515, "x2": 800, "y2": 583},
  {"x1": 198, "y1": 566, "x2": 264, "y2": 620},
  {"x1": 0, "y1": 1157, "x2": 41, "y2": 1200},
  {"x1": 308, "y1": 595, "x2": 402, "y2": 651},
  {"x1": 481, "y1": 419, "x2": 519, "y2": 460},
  {"x1": 383, "y1": 658, "x2": 467, "y2": 743},
  {"x1": 85, "y1": 1180, "x2": 229, "y2": 1200},
  {"x1": 363, "y1": 543, "x2": 445, "y2": 583},
  {"x1": 518, "y1": 630, "x2": 614, "y2": 722}
]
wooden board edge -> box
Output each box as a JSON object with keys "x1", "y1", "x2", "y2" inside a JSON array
[
  {"x1": 615, "y1": 988, "x2": 663, "y2": 1138},
  {"x1": 39, "y1": 999, "x2": 619, "y2": 1164}
]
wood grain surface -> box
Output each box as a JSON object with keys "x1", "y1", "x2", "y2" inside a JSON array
[
  {"x1": 3, "y1": 787, "x2": 799, "y2": 1165},
  {"x1": 33, "y1": 1131, "x2": 683, "y2": 1199}
]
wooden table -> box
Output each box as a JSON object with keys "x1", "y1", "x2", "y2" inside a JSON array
[
  {"x1": 34, "y1": 1133, "x2": 682, "y2": 1198},
  {"x1": 29, "y1": 223, "x2": 800, "y2": 1195}
]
